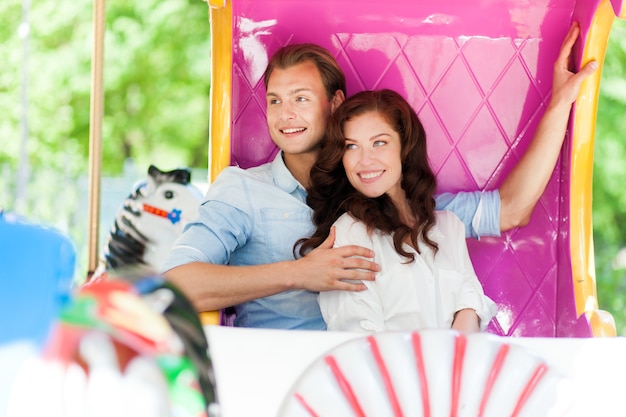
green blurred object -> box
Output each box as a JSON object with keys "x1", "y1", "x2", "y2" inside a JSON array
[{"x1": 593, "y1": 19, "x2": 626, "y2": 336}]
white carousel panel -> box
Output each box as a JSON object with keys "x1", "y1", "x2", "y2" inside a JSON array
[
  {"x1": 204, "y1": 326, "x2": 626, "y2": 417},
  {"x1": 278, "y1": 330, "x2": 570, "y2": 417},
  {"x1": 205, "y1": 326, "x2": 361, "y2": 417}
]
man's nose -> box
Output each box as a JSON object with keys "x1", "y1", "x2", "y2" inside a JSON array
[{"x1": 279, "y1": 102, "x2": 296, "y2": 120}]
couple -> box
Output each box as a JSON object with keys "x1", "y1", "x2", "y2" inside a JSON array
[{"x1": 162, "y1": 22, "x2": 597, "y2": 332}]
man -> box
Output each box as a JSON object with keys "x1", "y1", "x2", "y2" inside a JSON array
[{"x1": 162, "y1": 22, "x2": 597, "y2": 329}]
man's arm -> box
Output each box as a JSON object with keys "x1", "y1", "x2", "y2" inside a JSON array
[
  {"x1": 498, "y1": 22, "x2": 598, "y2": 232},
  {"x1": 164, "y1": 226, "x2": 379, "y2": 312}
]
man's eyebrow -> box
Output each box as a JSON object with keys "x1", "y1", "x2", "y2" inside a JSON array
[
  {"x1": 290, "y1": 87, "x2": 312, "y2": 95},
  {"x1": 266, "y1": 87, "x2": 313, "y2": 98}
]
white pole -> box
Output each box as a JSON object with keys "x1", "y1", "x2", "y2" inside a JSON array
[
  {"x1": 87, "y1": 0, "x2": 106, "y2": 278},
  {"x1": 16, "y1": 0, "x2": 31, "y2": 214}
]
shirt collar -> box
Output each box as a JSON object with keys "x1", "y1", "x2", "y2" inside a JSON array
[{"x1": 271, "y1": 151, "x2": 306, "y2": 195}]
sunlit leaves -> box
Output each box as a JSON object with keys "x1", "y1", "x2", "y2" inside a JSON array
[{"x1": 593, "y1": 19, "x2": 626, "y2": 334}]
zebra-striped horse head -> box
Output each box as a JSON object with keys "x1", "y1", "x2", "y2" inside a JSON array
[{"x1": 101, "y1": 165, "x2": 203, "y2": 273}]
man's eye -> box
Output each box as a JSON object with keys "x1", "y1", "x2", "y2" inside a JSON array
[
  {"x1": 296, "y1": 96, "x2": 307, "y2": 102},
  {"x1": 269, "y1": 99, "x2": 280, "y2": 105}
]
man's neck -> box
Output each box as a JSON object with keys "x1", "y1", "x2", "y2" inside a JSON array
[{"x1": 283, "y1": 152, "x2": 318, "y2": 189}]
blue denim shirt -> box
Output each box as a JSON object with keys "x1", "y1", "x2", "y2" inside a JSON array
[{"x1": 162, "y1": 152, "x2": 500, "y2": 330}]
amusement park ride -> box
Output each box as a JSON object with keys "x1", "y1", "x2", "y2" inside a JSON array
[{"x1": 1, "y1": 0, "x2": 626, "y2": 416}]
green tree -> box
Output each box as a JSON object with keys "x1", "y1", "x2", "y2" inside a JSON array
[
  {"x1": 593, "y1": 18, "x2": 626, "y2": 334},
  {"x1": 101, "y1": 0, "x2": 211, "y2": 172},
  {"x1": 0, "y1": 0, "x2": 211, "y2": 280},
  {"x1": 0, "y1": 0, "x2": 210, "y2": 180}
]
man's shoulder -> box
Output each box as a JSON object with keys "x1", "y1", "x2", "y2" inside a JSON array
[
  {"x1": 203, "y1": 163, "x2": 276, "y2": 204},
  {"x1": 214, "y1": 163, "x2": 274, "y2": 185}
]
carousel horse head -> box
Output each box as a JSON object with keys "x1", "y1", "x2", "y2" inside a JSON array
[
  {"x1": 101, "y1": 165, "x2": 204, "y2": 273},
  {"x1": 8, "y1": 273, "x2": 220, "y2": 416}
]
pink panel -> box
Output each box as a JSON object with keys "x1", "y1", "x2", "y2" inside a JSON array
[{"x1": 228, "y1": 0, "x2": 602, "y2": 337}]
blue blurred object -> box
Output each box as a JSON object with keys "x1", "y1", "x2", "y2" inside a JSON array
[{"x1": 0, "y1": 211, "x2": 75, "y2": 348}]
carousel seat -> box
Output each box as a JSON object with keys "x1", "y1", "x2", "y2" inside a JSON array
[{"x1": 205, "y1": 0, "x2": 624, "y2": 336}]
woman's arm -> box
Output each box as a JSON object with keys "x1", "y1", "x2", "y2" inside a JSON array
[
  {"x1": 451, "y1": 308, "x2": 480, "y2": 333},
  {"x1": 443, "y1": 211, "x2": 498, "y2": 330}
]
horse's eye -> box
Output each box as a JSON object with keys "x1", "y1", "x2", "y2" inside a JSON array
[{"x1": 164, "y1": 190, "x2": 174, "y2": 199}]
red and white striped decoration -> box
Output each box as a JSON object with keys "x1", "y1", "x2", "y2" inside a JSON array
[{"x1": 280, "y1": 330, "x2": 572, "y2": 417}]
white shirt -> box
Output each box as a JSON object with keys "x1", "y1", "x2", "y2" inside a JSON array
[{"x1": 319, "y1": 211, "x2": 497, "y2": 333}]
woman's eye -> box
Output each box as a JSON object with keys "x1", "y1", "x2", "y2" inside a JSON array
[
  {"x1": 373, "y1": 140, "x2": 386, "y2": 147},
  {"x1": 345, "y1": 143, "x2": 357, "y2": 150}
]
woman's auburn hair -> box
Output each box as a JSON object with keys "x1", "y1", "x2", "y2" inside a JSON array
[{"x1": 296, "y1": 89, "x2": 438, "y2": 262}]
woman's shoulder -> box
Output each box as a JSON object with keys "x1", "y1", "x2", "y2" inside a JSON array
[
  {"x1": 332, "y1": 213, "x2": 372, "y2": 246},
  {"x1": 333, "y1": 212, "x2": 363, "y2": 231},
  {"x1": 434, "y1": 210, "x2": 465, "y2": 234}
]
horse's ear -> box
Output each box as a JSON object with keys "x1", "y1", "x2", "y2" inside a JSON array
[
  {"x1": 148, "y1": 165, "x2": 162, "y2": 178},
  {"x1": 148, "y1": 165, "x2": 191, "y2": 185},
  {"x1": 170, "y1": 168, "x2": 192, "y2": 185}
]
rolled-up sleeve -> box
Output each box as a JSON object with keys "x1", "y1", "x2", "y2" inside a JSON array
[
  {"x1": 160, "y1": 169, "x2": 253, "y2": 274},
  {"x1": 444, "y1": 211, "x2": 497, "y2": 330},
  {"x1": 435, "y1": 190, "x2": 501, "y2": 239},
  {"x1": 456, "y1": 281, "x2": 497, "y2": 331}
]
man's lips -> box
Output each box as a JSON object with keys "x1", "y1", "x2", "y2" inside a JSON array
[{"x1": 280, "y1": 127, "x2": 306, "y2": 134}]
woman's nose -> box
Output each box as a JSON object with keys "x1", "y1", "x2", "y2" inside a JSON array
[{"x1": 359, "y1": 147, "x2": 374, "y2": 164}]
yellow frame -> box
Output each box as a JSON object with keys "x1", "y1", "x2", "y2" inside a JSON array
[
  {"x1": 207, "y1": 0, "x2": 233, "y2": 183},
  {"x1": 571, "y1": 0, "x2": 624, "y2": 336}
]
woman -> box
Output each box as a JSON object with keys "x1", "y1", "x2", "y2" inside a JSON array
[{"x1": 297, "y1": 89, "x2": 496, "y2": 333}]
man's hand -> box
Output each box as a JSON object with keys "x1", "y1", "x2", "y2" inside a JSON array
[
  {"x1": 294, "y1": 226, "x2": 380, "y2": 292},
  {"x1": 551, "y1": 21, "x2": 598, "y2": 107}
]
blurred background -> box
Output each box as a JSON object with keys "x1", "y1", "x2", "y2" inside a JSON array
[
  {"x1": 1, "y1": 0, "x2": 625, "y2": 333},
  {"x1": 0, "y1": 0, "x2": 211, "y2": 283}
]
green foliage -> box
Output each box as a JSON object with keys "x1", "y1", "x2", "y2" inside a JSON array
[
  {"x1": 593, "y1": 18, "x2": 626, "y2": 335},
  {"x1": 0, "y1": 0, "x2": 211, "y2": 280},
  {"x1": 102, "y1": 0, "x2": 211, "y2": 172},
  {"x1": 0, "y1": 0, "x2": 210, "y2": 181}
]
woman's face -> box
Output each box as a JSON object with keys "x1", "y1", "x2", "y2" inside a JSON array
[{"x1": 342, "y1": 111, "x2": 405, "y2": 205}]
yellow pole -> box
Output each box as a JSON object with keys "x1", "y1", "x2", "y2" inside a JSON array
[{"x1": 208, "y1": 0, "x2": 232, "y2": 182}]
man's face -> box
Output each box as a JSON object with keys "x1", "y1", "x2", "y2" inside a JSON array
[{"x1": 265, "y1": 61, "x2": 342, "y2": 157}]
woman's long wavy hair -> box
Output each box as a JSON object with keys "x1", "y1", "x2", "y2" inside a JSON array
[{"x1": 296, "y1": 89, "x2": 438, "y2": 262}]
